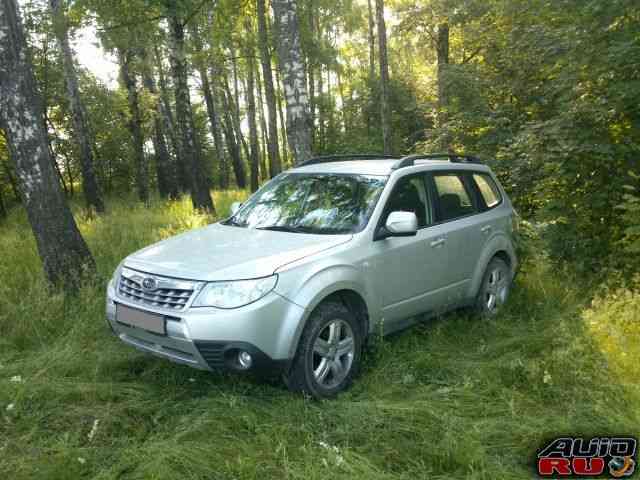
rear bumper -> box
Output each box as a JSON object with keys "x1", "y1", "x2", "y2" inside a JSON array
[{"x1": 106, "y1": 280, "x2": 302, "y2": 375}]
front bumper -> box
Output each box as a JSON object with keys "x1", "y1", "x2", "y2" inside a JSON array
[{"x1": 106, "y1": 280, "x2": 304, "y2": 375}]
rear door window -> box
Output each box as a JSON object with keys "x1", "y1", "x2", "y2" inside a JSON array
[
  {"x1": 472, "y1": 173, "x2": 502, "y2": 209},
  {"x1": 432, "y1": 173, "x2": 477, "y2": 222}
]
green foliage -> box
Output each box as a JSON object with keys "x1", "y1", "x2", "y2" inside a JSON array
[
  {"x1": 409, "y1": 0, "x2": 640, "y2": 273},
  {"x1": 617, "y1": 172, "x2": 640, "y2": 259},
  {"x1": 583, "y1": 277, "x2": 640, "y2": 400}
]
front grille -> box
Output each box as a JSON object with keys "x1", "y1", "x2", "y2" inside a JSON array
[
  {"x1": 194, "y1": 341, "x2": 227, "y2": 368},
  {"x1": 118, "y1": 267, "x2": 197, "y2": 311}
]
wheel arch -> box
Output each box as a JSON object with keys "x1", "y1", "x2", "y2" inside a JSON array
[
  {"x1": 285, "y1": 281, "x2": 372, "y2": 359},
  {"x1": 467, "y1": 234, "x2": 518, "y2": 301}
]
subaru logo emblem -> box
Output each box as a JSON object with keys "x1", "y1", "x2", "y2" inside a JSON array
[{"x1": 142, "y1": 277, "x2": 157, "y2": 292}]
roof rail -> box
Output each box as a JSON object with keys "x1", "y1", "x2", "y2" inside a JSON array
[
  {"x1": 391, "y1": 153, "x2": 482, "y2": 170},
  {"x1": 296, "y1": 153, "x2": 400, "y2": 168}
]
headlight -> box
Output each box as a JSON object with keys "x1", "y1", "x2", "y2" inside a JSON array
[
  {"x1": 108, "y1": 261, "x2": 124, "y2": 291},
  {"x1": 192, "y1": 275, "x2": 278, "y2": 309}
]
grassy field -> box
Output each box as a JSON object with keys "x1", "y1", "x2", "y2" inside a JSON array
[{"x1": 1, "y1": 192, "x2": 638, "y2": 479}]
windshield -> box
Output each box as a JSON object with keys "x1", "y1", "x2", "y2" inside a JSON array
[{"x1": 225, "y1": 173, "x2": 387, "y2": 234}]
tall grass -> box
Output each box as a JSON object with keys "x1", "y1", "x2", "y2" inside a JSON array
[{"x1": 1, "y1": 191, "x2": 638, "y2": 479}]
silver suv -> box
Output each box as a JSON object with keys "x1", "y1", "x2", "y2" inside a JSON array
[{"x1": 106, "y1": 154, "x2": 518, "y2": 398}]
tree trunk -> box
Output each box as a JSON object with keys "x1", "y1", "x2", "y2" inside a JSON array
[
  {"x1": 272, "y1": 0, "x2": 313, "y2": 164},
  {"x1": 140, "y1": 50, "x2": 178, "y2": 199},
  {"x1": 118, "y1": 48, "x2": 148, "y2": 204},
  {"x1": 140, "y1": 58, "x2": 178, "y2": 200},
  {"x1": 153, "y1": 43, "x2": 183, "y2": 183},
  {"x1": 375, "y1": 0, "x2": 392, "y2": 154},
  {"x1": 367, "y1": 0, "x2": 376, "y2": 86},
  {"x1": 49, "y1": 0, "x2": 104, "y2": 213},
  {"x1": 40, "y1": 36, "x2": 69, "y2": 196},
  {"x1": 275, "y1": 67, "x2": 288, "y2": 166},
  {"x1": 316, "y1": 63, "x2": 325, "y2": 151},
  {"x1": 255, "y1": 63, "x2": 269, "y2": 181},
  {"x1": 436, "y1": 22, "x2": 451, "y2": 152},
  {"x1": 307, "y1": 56, "x2": 315, "y2": 147},
  {"x1": 256, "y1": 0, "x2": 281, "y2": 177},
  {"x1": 366, "y1": 0, "x2": 375, "y2": 135},
  {"x1": 306, "y1": 1, "x2": 315, "y2": 146},
  {"x1": 167, "y1": 1, "x2": 214, "y2": 213},
  {"x1": 0, "y1": 0, "x2": 95, "y2": 286},
  {"x1": 336, "y1": 67, "x2": 348, "y2": 132},
  {"x1": 244, "y1": 22, "x2": 260, "y2": 192},
  {"x1": 0, "y1": 184, "x2": 5, "y2": 220},
  {"x1": 220, "y1": 79, "x2": 247, "y2": 189},
  {"x1": 223, "y1": 73, "x2": 250, "y2": 161},
  {"x1": 190, "y1": 25, "x2": 225, "y2": 190},
  {"x1": 211, "y1": 64, "x2": 230, "y2": 189},
  {"x1": 200, "y1": 70, "x2": 226, "y2": 187}
]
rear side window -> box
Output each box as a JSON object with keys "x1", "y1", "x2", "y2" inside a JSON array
[
  {"x1": 473, "y1": 173, "x2": 502, "y2": 209},
  {"x1": 432, "y1": 173, "x2": 476, "y2": 222}
]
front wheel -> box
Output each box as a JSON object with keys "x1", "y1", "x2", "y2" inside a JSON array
[
  {"x1": 475, "y1": 257, "x2": 512, "y2": 316},
  {"x1": 284, "y1": 300, "x2": 362, "y2": 399}
]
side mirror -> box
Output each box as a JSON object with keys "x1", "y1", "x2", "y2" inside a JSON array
[
  {"x1": 377, "y1": 211, "x2": 418, "y2": 240},
  {"x1": 230, "y1": 201, "x2": 242, "y2": 216}
]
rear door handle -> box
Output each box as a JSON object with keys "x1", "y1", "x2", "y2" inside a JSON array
[
  {"x1": 481, "y1": 225, "x2": 492, "y2": 234},
  {"x1": 430, "y1": 238, "x2": 446, "y2": 248}
]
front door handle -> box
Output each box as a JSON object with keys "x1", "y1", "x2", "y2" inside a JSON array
[
  {"x1": 481, "y1": 225, "x2": 492, "y2": 234},
  {"x1": 430, "y1": 238, "x2": 446, "y2": 248}
]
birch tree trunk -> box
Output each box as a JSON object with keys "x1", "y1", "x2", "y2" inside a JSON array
[
  {"x1": 255, "y1": 63, "x2": 269, "y2": 181},
  {"x1": 118, "y1": 48, "x2": 148, "y2": 203},
  {"x1": 0, "y1": 0, "x2": 95, "y2": 286},
  {"x1": 275, "y1": 67, "x2": 288, "y2": 166},
  {"x1": 220, "y1": 79, "x2": 247, "y2": 189},
  {"x1": 367, "y1": 0, "x2": 376, "y2": 86},
  {"x1": 244, "y1": 20, "x2": 260, "y2": 192},
  {"x1": 437, "y1": 22, "x2": 451, "y2": 152},
  {"x1": 153, "y1": 43, "x2": 183, "y2": 181},
  {"x1": 167, "y1": 1, "x2": 214, "y2": 213},
  {"x1": 211, "y1": 64, "x2": 230, "y2": 189},
  {"x1": 223, "y1": 74, "x2": 250, "y2": 161},
  {"x1": 256, "y1": 0, "x2": 281, "y2": 177},
  {"x1": 190, "y1": 25, "x2": 225, "y2": 189},
  {"x1": 272, "y1": 0, "x2": 313, "y2": 164},
  {"x1": 49, "y1": 0, "x2": 104, "y2": 213},
  {"x1": 140, "y1": 51, "x2": 179, "y2": 199},
  {"x1": 366, "y1": 0, "x2": 376, "y2": 135},
  {"x1": 375, "y1": 0, "x2": 392, "y2": 154}
]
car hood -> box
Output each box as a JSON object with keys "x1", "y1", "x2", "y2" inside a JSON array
[{"x1": 124, "y1": 223, "x2": 352, "y2": 281}]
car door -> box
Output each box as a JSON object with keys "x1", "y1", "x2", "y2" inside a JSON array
[
  {"x1": 426, "y1": 171, "x2": 483, "y2": 306},
  {"x1": 369, "y1": 172, "x2": 454, "y2": 331}
]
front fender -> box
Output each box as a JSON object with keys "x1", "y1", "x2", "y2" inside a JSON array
[
  {"x1": 275, "y1": 261, "x2": 374, "y2": 358},
  {"x1": 466, "y1": 232, "x2": 518, "y2": 300}
]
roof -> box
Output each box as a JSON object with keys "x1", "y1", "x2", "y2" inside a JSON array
[{"x1": 289, "y1": 158, "x2": 491, "y2": 176}]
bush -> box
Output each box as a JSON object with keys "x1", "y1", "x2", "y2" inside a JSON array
[{"x1": 583, "y1": 278, "x2": 640, "y2": 389}]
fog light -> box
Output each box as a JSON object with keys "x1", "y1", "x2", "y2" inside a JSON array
[{"x1": 238, "y1": 351, "x2": 253, "y2": 370}]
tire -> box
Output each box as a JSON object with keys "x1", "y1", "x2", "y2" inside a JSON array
[
  {"x1": 475, "y1": 257, "x2": 512, "y2": 316},
  {"x1": 284, "y1": 300, "x2": 362, "y2": 399}
]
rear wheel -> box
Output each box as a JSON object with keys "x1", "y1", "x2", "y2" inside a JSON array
[
  {"x1": 475, "y1": 257, "x2": 511, "y2": 316},
  {"x1": 284, "y1": 300, "x2": 362, "y2": 399}
]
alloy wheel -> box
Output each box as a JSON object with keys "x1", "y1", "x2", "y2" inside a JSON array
[{"x1": 311, "y1": 319, "x2": 355, "y2": 389}]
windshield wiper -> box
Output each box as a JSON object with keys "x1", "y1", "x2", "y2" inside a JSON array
[
  {"x1": 223, "y1": 217, "x2": 245, "y2": 227},
  {"x1": 256, "y1": 225, "x2": 307, "y2": 233}
]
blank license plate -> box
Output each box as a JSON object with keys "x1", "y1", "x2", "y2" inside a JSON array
[{"x1": 116, "y1": 304, "x2": 165, "y2": 335}]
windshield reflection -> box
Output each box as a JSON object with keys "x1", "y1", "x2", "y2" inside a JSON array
[{"x1": 225, "y1": 173, "x2": 387, "y2": 235}]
